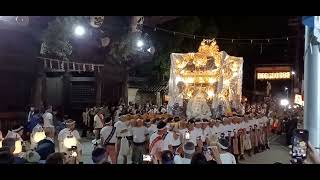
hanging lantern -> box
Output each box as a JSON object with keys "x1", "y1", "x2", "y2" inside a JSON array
[
  {"x1": 63, "y1": 135, "x2": 77, "y2": 149},
  {"x1": 16, "y1": 16, "x2": 29, "y2": 26},
  {"x1": 90, "y1": 16, "x2": 104, "y2": 28},
  {"x1": 13, "y1": 140, "x2": 22, "y2": 154},
  {"x1": 33, "y1": 131, "x2": 46, "y2": 143}
]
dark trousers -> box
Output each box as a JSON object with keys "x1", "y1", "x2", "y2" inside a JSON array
[{"x1": 132, "y1": 142, "x2": 146, "y2": 164}]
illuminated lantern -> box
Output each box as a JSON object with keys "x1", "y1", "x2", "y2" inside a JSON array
[
  {"x1": 0, "y1": 140, "x2": 2, "y2": 148},
  {"x1": 13, "y1": 140, "x2": 22, "y2": 154},
  {"x1": 90, "y1": 16, "x2": 104, "y2": 28},
  {"x1": 33, "y1": 131, "x2": 46, "y2": 143},
  {"x1": 63, "y1": 135, "x2": 77, "y2": 149}
]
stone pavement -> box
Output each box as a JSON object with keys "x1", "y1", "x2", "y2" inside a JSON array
[{"x1": 80, "y1": 133, "x2": 291, "y2": 164}]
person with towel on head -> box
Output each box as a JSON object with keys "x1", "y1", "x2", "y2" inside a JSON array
[
  {"x1": 149, "y1": 120, "x2": 168, "y2": 164},
  {"x1": 5, "y1": 125, "x2": 24, "y2": 141},
  {"x1": 163, "y1": 120, "x2": 182, "y2": 153},
  {"x1": 58, "y1": 119, "x2": 82, "y2": 163},
  {"x1": 100, "y1": 117, "x2": 117, "y2": 164},
  {"x1": 217, "y1": 138, "x2": 236, "y2": 164}
]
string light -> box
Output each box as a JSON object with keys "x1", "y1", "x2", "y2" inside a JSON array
[{"x1": 143, "y1": 24, "x2": 295, "y2": 44}]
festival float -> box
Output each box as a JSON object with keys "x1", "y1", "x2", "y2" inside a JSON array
[{"x1": 167, "y1": 39, "x2": 244, "y2": 119}]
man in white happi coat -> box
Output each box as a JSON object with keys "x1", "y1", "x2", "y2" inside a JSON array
[
  {"x1": 100, "y1": 117, "x2": 117, "y2": 164},
  {"x1": 114, "y1": 116, "x2": 133, "y2": 164},
  {"x1": 149, "y1": 121, "x2": 168, "y2": 164},
  {"x1": 58, "y1": 119, "x2": 82, "y2": 163},
  {"x1": 5, "y1": 125, "x2": 24, "y2": 141}
]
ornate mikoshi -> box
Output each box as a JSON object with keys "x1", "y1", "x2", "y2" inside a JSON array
[{"x1": 168, "y1": 39, "x2": 243, "y2": 119}]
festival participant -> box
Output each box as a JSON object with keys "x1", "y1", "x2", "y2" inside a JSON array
[
  {"x1": 201, "y1": 119, "x2": 210, "y2": 145},
  {"x1": 5, "y1": 125, "x2": 24, "y2": 141},
  {"x1": 230, "y1": 117, "x2": 240, "y2": 162},
  {"x1": 114, "y1": 106, "x2": 123, "y2": 123},
  {"x1": 58, "y1": 119, "x2": 82, "y2": 163},
  {"x1": 149, "y1": 121, "x2": 168, "y2": 164},
  {"x1": 178, "y1": 119, "x2": 189, "y2": 140},
  {"x1": 93, "y1": 109, "x2": 104, "y2": 140},
  {"x1": 251, "y1": 124, "x2": 259, "y2": 154},
  {"x1": 190, "y1": 119, "x2": 203, "y2": 151},
  {"x1": 243, "y1": 115, "x2": 252, "y2": 157},
  {"x1": 82, "y1": 108, "x2": 90, "y2": 137},
  {"x1": 1, "y1": 138, "x2": 26, "y2": 164},
  {"x1": 42, "y1": 106, "x2": 53, "y2": 127},
  {"x1": 30, "y1": 117, "x2": 44, "y2": 150},
  {"x1": 145, "y1": 119, "x2": 157, "y2": 139},
  {"x1": 115, "y1": 116, "x2": 133, "y2": 164},
  {"x1": 100, "y1": 117, "x2": 117, "y2": 164},
  {"x1": 131, "y1": 119, "x2": 149, "y2": 164},
  {"x1": 163, "y1": 122, "x2": 182, "y2": 153}
]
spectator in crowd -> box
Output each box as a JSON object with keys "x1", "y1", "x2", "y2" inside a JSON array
[
  {"x1": 92, "y1": 147, "x2": 110, "y2": 164},
  {"x1": 0, "y1": 147, "x2": 14, "y2": 164},
  {"x1": 191, "y1": 152, "x2": 208, "y2": 165},
  {"x1": 36, "y1": 126, "x2": 55, "y2": 161},
  {"x1": 23, "y1": 150, "x2": 41, "y2": 164},
  {"x1": 1, "y1": 138, "x2": 26, "y2": 164},
  {"x1": 174, "y1": 142, "x2": 195, "y2": 164},
  {"x1": 217, "y1": 138, "x2": 236, "y2": 164},
  {"x1": 43, "y1": 106, "x2": 53, "y2": 127},
  {"x1": 161, "y1": 150, "x2": 174, "y2": 164},
  {"x1": 46, "y1": 152, "x2": 65, "y2": 164},
  {"x1": 93, "y1": 109, "x2": 104, "y2": 140}
]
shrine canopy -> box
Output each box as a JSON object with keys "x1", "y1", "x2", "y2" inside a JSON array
[{"x1": 168, "y1": 39, "x2": 243, "y2": 116}]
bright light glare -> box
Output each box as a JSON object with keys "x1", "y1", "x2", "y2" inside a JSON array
[
  {"x1": 137, "y1": 40, "x2": 144, "y2": 47},
  {"x1": 74, "y1": 25, "x2": 85, "y2": 36},
  {"x1": 292, "y1": 71, "x2": 296, "y2": 75},
  {"x1": 280, "y1": 99, "x2": 289, "y2": 106},
  {"x1": 284, "y1": 87, "x2": 288, "y2": 90}
]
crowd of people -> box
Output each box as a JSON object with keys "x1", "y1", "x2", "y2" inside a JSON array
[{"x1": 0, "y1": 98, "x2": 319, "y2": 164}]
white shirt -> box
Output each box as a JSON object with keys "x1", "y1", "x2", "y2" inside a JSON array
[
  {"x1": 201, "y1": 127, "x2": 210, "y2": 142},
  {"x1": 114, "y1": 121, "x2": 132, "y2": 138},
  {"x1": 174, "y1": 155, "x2": 191, "y2": 164},
  {"x1": 215, "y1": 124, "x2": 223, "y2": 136},
  {"x1": 32, "y1": 124, "x2": 43, "y2": 135},
  {"x1": 220, "y1": 152, "x2": 237, "y2": 164},
  {"x1": 5, "y1": 131, "x2": 23, "y2": 141},
  {"x1": 114, "y1": 110, "x2": 121, "y2": 123},
  {"x1": 42, "y1": 112, "x2": 53, "y2": 127},
  {"x1": 57, "y1": 128, "x2": 81, "y2": 153},
  {"x1": 94, "y1": 114, "x2": 104, "y2": 129},
  {"x1": 163, "y1": 131, "x2": 181, "y2": 150},
  {"x1": 191, "y1": 128, "x2": 202, "y2": 143},
  {"x1": 132, "y1": 126, "x2": 148, "y2": 143},
  {"x1": 208, "y1": 126, "x2": 218, "y2": 136},
  {"x1": 147, "y1": 124, "x2": 158, "y2": 139},
  {"x1": 100, "y1": 125, "x2": 117, "y2": 144},
  {"x1": 179, "y1": 128, "x2": 189, "y2": 138}
]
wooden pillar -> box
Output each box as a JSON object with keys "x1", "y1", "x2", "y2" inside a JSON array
[{"x1": 96, "y1": 72, "x2": 102, "y2": 106}]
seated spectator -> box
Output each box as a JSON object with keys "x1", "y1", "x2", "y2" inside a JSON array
[
  {"x1": 0, "y1": 147, "x2": 14, "y2": 164},
  {"x1": 92, "y1": 147, "x2": 110, "y2": 164},
  {"x1": 217, "y1": 138, "x2": 236, "y2": 164},
  {"x1": 24, "y1": 150, "x2": 41, "y2": 164},
  {"x1": 46, "y1": 152, "x2": 65, "y2": 164},
  {"x1": 161, "y1": 150, "x2": 174, "y2": 164},
  {"x1": 191, "y1": 152, "x2": 208, "y2": 165},
  {"x1": 36, "y1": 126, "x2": 55, "y2": 160},
  {"x1": 2, "y1": 138, "x2": 26, "y2": 164}
]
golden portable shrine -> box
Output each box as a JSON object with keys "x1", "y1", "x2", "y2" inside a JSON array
[{"x1": 167, "y1": 39, "x2": 244, "y2": 119}]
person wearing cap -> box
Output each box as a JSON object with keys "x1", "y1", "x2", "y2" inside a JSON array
[
  {"x1": 149, "y1": 120, "x2": 168, "y2": 164},
  {"x1": 100, "y1": 117, "x2": 117, "y2": 164},
  {"x1": 115, "y1": 115, "x2": 133, "y2": 164},
  {"x1": 217, "y1": 138, "x2": 236, "y2": 164},
  {"x1": 36, "y1": 126, "x2": 55, "y2": 161},
  {"x1": 43, "y1": 106, "x2": 53, "y2": 127},
  {"x1": 93, "y1": 109, "x2": 105, "y2": 140},
  {"x1": 58, "y1": 119, "x2": 82, "y2": 163},
  {"x1": 131, "y1": 119, "x2": 149, "y2": 164},
  {"x1": 5, "y1": 125, "x2": 24, "y2": 141},
  {"x1": 174, "y1": 142, "x2": 195, "y2": 164}
]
